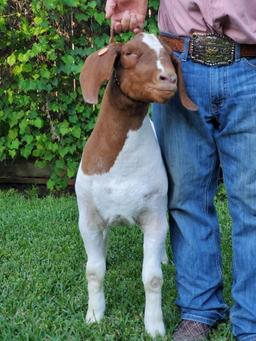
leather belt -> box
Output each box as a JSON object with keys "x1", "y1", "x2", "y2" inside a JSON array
[{"x1": 160, "y1": 32, "x2": 256, "y2": 66}]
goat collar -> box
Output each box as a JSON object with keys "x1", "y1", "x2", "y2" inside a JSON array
[{"x1": 112, "y1": 69, "x2": 148, "y2": 105}]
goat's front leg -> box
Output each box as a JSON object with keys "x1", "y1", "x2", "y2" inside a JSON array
[
  {"x1": 141, "y1": 212, "x2": 168, "y2": 338},
  {"x1": 78, "y1": 209, "x2": 108, "y2": 323}
]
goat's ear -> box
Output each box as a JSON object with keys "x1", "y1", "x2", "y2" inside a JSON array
[
  {"x1": 80, "y1": 44, "x2": 121, "y2": 104},
  {"x1": 171, "y1": 55, "x2": 198, "y2": 111}
]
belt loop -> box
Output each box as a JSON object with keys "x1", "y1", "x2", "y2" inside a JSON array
[
  {"x1": 180, "y1": 37, "x2": 190, "y2": 62},
  {"x1": 160, "y1": 31, "x2": 189, "y2": 61},
  {"x1": 235, "y1": 43, "x2": 241, "y2": 61}
]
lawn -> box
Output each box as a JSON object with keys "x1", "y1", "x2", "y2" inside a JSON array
[{"x1": 0, "y1": 187, "x2": 234, "y2": 340}]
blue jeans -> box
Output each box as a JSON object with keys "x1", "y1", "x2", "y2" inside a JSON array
[{"x1": 152, "y1": 34, "x2": 256, "y2": 341}]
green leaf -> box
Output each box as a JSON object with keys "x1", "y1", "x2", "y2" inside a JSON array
[
  {"x1": 75, "y1": 13, "x2": 88, "y2": 22},
  {"x1": 55, "y1": 159, "x2": 65, "y2": 170},
  {"x1": 47, "y1": 178, "x2": 55, "y2": 190},
  {"x1": 24, "y1": 135, "x2": 33, "y2": 144},
  {"x1": 7, "y1": 54, "x2": 16, "y2": 66},
  {"x1": 40, "y1": 68, "x2": 51, "y2": 79},
  {"x1": 59, "y1": 121, "x2": 70, "y2": 136},
  {"x1": 8, "y1": 128, "x2": 18, "y2": 140},
  {"x1": 71, "y1": 126, "x2": 81, "y2": 139},
  {"x1": 23, "y1": 63, "x2": 33, "y2": 73},
  {"x1": 62, "y1": 0, "x2": 78, "y2": 6},
  {"x1": 48, "y1": 142, "x2": 58, "y2": 152},
  {"x1": 13, "y1": 65, "x2": 23, "y2": 75},
  {"x1": 9, "y1": 139, "x2": 20, "y2": 150},
  {"x1": 7, "y1": 89, "x2": 13, "y2": 104},
  {"x1": 19, "y1": 119, "x2": 29, "y2": 134},
  {"x1": 47, "y1": 50, "x2": 57, "y2": 61},
  {"x1": 21, "y1": 144, "x2": 33, "y2": 159},
  {"x1": 18, "y1": 53, "x2": 29, "y2": 63},
  {"x1": 34, "y1": 16, "x2": 43, "y2": 26},
  {"x1": 33, "y1": 118, "x2": 44, "y2": 128},
  {"x1": 61, "y1": 55, "x2": 75, "y2": 65},
  {"x1": 88, "y1": 1, "x2": 97, "y2": 8},
  {"x1": 67, "y1": 160, "x2": 77, "y2": 177},
  {"x1": 67, "y1": 166, "x2": 76, "y2": 177},
  {"x1": 95, "y1": 12, "x2": 105, "y2": 25},
  {"x1": 35, "y1": 160, "x2": 47, "y2": 168},
  {"x1": 9, "y1": 149, "x2": 16, "y2": 158}
]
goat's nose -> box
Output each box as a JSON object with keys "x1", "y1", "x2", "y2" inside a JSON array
[{"x1": 158, "y1": 72, "x2": 177, "y2": 84}]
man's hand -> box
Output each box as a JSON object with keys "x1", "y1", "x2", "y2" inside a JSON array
[{"x1": 105, "y1": 0, "x2": 148, "y2": 33}]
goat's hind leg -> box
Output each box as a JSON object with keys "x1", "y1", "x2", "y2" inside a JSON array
[
  {"x1": 141, "y1": 211, "x2": 168, "y2": 337},
  {"x1": 78, "y1": 203, "x2": 107, "y2": 323}
]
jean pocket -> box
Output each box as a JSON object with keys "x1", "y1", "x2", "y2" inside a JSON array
[{"x1": 242, "y1": 57, "x2": 256, "y2": 70}]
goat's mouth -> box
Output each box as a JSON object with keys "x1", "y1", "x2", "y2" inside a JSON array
[
  {"x1": 149, "y1": 85, "x2": 177, "y2": 94},
  {"x1": 149, "y1": 86, "x2": 177, "y2": 99},
  {"x1": 145, "y1": 85, "x2": 177, "y2": 103}
]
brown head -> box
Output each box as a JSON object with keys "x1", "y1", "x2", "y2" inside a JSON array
[{"x1": 80, "y1": 32, "x2": 197, "y2": 110}]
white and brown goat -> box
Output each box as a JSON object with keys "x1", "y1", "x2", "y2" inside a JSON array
[{"x1": 75, "y1": 33, "x2": 197, "y2": 337}]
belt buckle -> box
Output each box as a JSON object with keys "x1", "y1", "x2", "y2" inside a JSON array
[{"x1": 190, "y1": 33, "x2": 235, "y2": 66}]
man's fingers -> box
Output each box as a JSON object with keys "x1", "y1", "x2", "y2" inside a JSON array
[
  {"x1": 114, "y1": 21, "x2": 122, "y2": 33},
  {"x1": 120, "y1": 10, "x2": 131, "y2": 31},
  {"x1": 105, "y1": 0, "x2": 117, "y2": 19},
  {"x1": 105, "y1": 0, "x2": 147, "y2": 33},
  {"x1": 130, "y1": 13, "x2": 138, "y2": 31},
  {"x1": 112, "y1": 16, "x2": 143, "y2": 33},
  {"x1": 130, "y1": 14, "x2": 143, "y2": 33},
  {"x1": 133, "y1": 26, "x2": 143, "y2": 34}
]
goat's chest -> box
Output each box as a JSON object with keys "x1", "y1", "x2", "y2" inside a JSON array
[{"x1": 76, "y1": 117, "x2": 168, "y2": 225}]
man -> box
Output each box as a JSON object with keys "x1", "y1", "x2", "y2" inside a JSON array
[{"x1": 105, "y1": 1, "x2": 256, "y2": 340}]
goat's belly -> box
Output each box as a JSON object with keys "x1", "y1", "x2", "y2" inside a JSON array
[
  {"x1": 76, "y1": 166, "x2": 167, "y2": 226},
  {"x1": 92, "y1": 175, "x2": 167, "y2": 226},
  {"x1": 93, "y1": 186, "x2": 165, "y2": 225}
]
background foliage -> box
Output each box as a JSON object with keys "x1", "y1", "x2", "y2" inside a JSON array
[{"x1": 0, "y1": 0, "x2": 159, "y2": 189}]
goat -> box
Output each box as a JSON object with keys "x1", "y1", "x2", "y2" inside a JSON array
[{"x1": 75, "y1": 32, "x2": 197, "y2": 337}]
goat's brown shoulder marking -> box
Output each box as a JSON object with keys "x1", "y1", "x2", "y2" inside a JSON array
[{"x1": 82, "y1": 87, "x2": 147, "y2": 176}]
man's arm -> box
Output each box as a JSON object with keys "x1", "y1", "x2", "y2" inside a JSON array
[{"x1": 105, "y1": 0, "x2": 148, "y2": 33}]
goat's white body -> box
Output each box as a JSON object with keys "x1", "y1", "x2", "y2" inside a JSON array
[
  {"x1": 76, "y1": 116, "x2": 167, "y2": 226},
  {"x1": 76, "y1": 116, "x2": 168, "y2": 337}
]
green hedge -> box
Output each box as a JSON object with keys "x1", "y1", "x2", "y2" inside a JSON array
[{"x1": 0, "y1": 0, "x2": 158, "y2": 189}]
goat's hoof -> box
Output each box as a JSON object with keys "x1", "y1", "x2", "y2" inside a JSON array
[
  {"x1": 146, "y1": 321, "x2": 166, "y2": 338},
  {"x1": 86, "y1": 309, "x2": 104, "y2": 323}
]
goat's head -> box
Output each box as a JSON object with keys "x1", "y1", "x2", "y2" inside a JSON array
[{"x1": 80, "y1": 33, "x2": 197, "y2": 110}]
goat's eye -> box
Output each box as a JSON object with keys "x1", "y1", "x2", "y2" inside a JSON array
[{"x1": 121, "y1": 51, "x2": 139, "y2": 67}]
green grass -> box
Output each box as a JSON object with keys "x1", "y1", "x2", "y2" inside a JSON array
[{"x1": 0, "y1": 186, "x2": 234, "y2": 340}]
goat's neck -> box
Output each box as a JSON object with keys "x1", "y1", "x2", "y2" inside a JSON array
[
  {"x1": 81, "y1": 78, "x2": 148, "y2": 175},
  {"x1": 102, "y1": 77, "x2": 148, "y2": 125}
]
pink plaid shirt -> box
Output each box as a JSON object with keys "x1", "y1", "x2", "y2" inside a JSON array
[{"x1": 158, "y1": 0, "x2": 256, "y2": 44}]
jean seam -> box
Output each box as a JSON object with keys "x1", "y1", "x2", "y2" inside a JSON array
[
  {"x1": 223, "y1": 66, "x2": 228, "y2": 101},
  {"x1": 239, "y1": 336, "x2": 256, "y2": 341},
  {"x1": 182, "y1": 313, "x2": 217, "y2": 325},
  {"x1": 204, "y1": 156, "x2": 216, "y2": 215},
  {"x1": 204, "y1": 156, "x2": 223, "y2": 281},
  {"x1": 207, "y1": 69, "x2": 224, "y2": 284}
]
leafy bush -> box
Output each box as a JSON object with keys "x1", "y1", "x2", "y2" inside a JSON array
[{"x1": 0, "y1": 0, "x2": 158, "y2": 189}]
